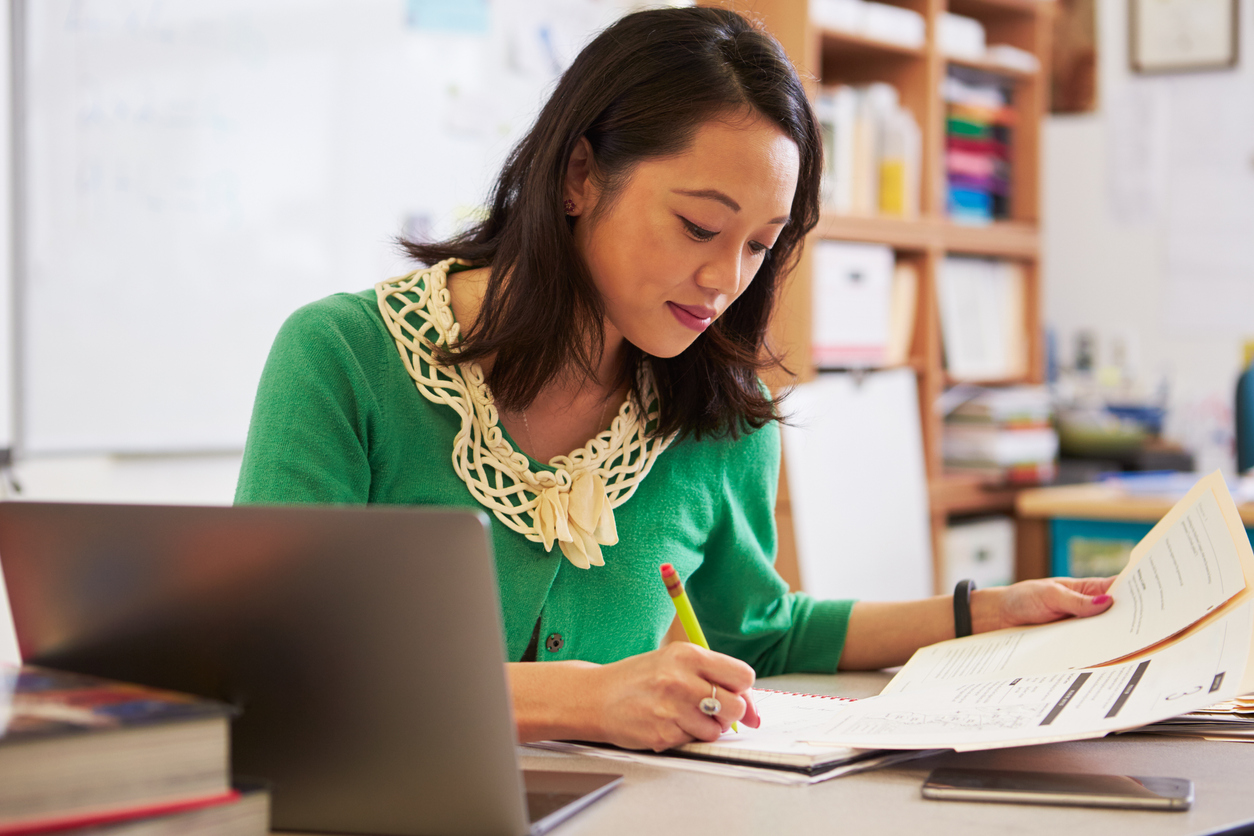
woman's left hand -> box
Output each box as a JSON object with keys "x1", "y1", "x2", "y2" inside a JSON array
[{"x1": 973, "y1": 576, "x2": 1116, "y2": 634}]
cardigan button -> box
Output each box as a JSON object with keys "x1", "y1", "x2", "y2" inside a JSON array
[{"x1": 545, "y1": 633, "x2": 564, "y2": 652}]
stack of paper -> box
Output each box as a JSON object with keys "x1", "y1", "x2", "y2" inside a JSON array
[
  {"x1": 810, "y1": 0, "x2": 926, "y2": 48},
  {"x1": 936, "y1": 10, "x2": 1040, "y2": 71},
  {"x1": 1134, "y1": 697, "x2": 1254, "y2": 741},
  {"x1": 938, "y1": 12, "x2": 986, "y2": 60}
]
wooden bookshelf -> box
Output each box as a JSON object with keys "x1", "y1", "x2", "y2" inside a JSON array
[
  {"x1": 946, "y1": 55, "x2": 1038, "y2": 80},
  {"x1": 705, "y1": 0, "x2": 1055, "y2": 592},
  {"x1": 818, "y1": 27, "x2": 927, "y2": 60},
  {"x1": 815, "y1": 216, "x2": 1040, "y2": 256}
]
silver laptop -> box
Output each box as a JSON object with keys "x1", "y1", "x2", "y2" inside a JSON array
[{"x1": 0, "y1": 501, "x2": 621, "y2": 836}]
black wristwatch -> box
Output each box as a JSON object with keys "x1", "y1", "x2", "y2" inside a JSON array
[{"x1": 953, "y1": 579, "x2": 977, "y2": 638}]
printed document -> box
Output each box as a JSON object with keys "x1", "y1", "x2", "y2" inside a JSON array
[
  {"x1": 884, "y1": 471, "x2": 1253, "y2": 697},
  {"x1": 802, "y1": 471, "x2": 1254, "y2": 751},
  {"x1": 805, "y1": 599, "x2": 1251, "y2": 751}
]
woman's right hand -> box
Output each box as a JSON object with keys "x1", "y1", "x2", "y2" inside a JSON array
[{"x1": 585, "y1": 642, "x2": 760, "y2": 751}]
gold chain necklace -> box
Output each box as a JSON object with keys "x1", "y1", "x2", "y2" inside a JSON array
[{"x1": 520, "y1": 393, "x2": 616, "y2": 461}]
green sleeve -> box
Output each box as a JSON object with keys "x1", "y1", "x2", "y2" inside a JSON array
[
  {"x1": 684, "y1": 421, "x2": 856, "y2": 676},
  {"x1": 235, "y1": 295, "x2": 384, "y2": 505}
]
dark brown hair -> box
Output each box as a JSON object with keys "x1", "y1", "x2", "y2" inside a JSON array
[{"x1": 403, "y1": 6, "x2": 822, "y2": 440}]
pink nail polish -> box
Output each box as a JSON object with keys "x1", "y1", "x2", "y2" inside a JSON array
[{"x1": 1093, "y1": 594, "x2": 1111, "y2": 605}]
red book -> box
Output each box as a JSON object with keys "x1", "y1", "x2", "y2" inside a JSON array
[{"x1": 0, "y1": 791, "x2": 240, "y2": 836}]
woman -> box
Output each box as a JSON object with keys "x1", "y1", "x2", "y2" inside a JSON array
[{"x1": 236, "y1": 7, "x2": 1113, "y2": 753}]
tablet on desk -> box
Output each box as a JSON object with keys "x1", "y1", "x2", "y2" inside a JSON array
[{"x1": 0, "y1": 501, "x2": 621, "y2": 835}]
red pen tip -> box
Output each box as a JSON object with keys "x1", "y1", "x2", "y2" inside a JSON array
[{"x1": 659, "y1": 563, "x2": 675, "y2": 576}]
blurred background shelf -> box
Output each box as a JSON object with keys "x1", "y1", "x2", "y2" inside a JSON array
[
  {"x1": 709, "y1": 0, "x2": 1054, "y2": 593},
  {"x1": 816, "y1": 215, "x2": 1040, "y2": 257}
]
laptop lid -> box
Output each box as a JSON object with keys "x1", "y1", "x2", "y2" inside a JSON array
[{"x1": 0, "y1": 501, "x2": 567, "y2": 836}]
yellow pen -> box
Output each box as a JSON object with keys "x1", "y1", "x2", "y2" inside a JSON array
[{"x1": 659, "y1": 562, "x2": 737, "y2": 732}]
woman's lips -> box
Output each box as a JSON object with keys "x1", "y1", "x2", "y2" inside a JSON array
[{"x1": 667, "y1": 302, "x2": 716, "y2": 332}]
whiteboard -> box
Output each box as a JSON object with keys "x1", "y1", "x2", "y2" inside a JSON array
[
  {"x1": 781, "y1": 370, "x2": 933, "y2": 601},
  {"x1": 18, "y1": 0, "x2": 629, "y2": 453},
  {"x1": 0, "y1": 1, "x2": 11, "y2": 452}
]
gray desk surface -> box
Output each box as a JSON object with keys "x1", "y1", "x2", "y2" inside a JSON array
[
  {"x1": 281, "y1": 671, "x2": 1254, "y2": 836},
  {"x1": 520, "y1": 671, "x2": 1254, "y2": 836}
]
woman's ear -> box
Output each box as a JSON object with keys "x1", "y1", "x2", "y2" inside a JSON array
[{"x1": 563, "y1": 136, "x2": 597, "y2": 216}]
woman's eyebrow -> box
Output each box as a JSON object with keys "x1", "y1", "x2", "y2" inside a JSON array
[{"x1": 672, "y1": 188, "x2": 790, "y2": 225}]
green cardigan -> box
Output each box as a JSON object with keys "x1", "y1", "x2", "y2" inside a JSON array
[{"x1": 235, "y1": 286, "x2": 855, "y2": 674}]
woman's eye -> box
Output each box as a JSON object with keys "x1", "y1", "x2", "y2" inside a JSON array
[
  {"x1": 748, "y1": 241, "x2": 769, "y2": 255},
  {"x1": 681, "y1": 218, "x2": 717, "y2": 242}
]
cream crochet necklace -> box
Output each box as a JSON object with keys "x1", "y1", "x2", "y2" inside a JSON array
[{"x1": 376, "y1": 258, "x2": 675, "y2": 570}]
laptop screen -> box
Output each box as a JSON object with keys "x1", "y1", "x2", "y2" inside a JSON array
[{"x1": 0, "y1": 501, "x2": 537, "y2": 835}]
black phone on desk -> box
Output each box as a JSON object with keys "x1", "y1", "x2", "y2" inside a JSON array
[{"x1": 922, "y1": 767, "x2": 1193, "y2": 811}]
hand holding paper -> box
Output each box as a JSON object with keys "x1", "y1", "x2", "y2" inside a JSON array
[{"x1": 812, "y1": 471, "x2": 1254, "y2": 752}]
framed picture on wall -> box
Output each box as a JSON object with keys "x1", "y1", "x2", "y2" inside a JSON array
[{"x1": 1130, "y1": 0, "x2": 1239, "y2": 73}]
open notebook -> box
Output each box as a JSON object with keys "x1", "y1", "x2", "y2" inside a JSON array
[
  {"x1": 530, "y1": 688, "x2": 941, "y2": 783},
  {"x1": 673, "y1": 688, "x2": 877, "y2": 773}
]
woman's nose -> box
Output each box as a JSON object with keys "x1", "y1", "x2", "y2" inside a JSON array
[{"x1": 696, "y1": 245, "x2": 743, "y2": 296}]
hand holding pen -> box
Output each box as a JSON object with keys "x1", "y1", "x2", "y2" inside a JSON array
[
  {"x1": 660, "y1": 562, "x2": 753, "y2": 735},
  {"x1": 568, "y1": 564, "x2": 759, "y2": 751}
]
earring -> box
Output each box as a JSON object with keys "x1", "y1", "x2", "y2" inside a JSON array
[{"x1": 563, "y1": 199, "x2": 576, "y2": 214}]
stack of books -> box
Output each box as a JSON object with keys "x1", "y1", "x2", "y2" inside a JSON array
[
  {"x1": 0, "y1": 665, "x2": 268, "y2": 835},
  {"x1": 942, "y1": 385, "x2": 1058, "y2": 484},
  {"x1": 815, "y1": 83, "x2": 921, "y2": 218},
  {"x1": 943, "y1": 67, "x2": 1013, "y2": 224}
]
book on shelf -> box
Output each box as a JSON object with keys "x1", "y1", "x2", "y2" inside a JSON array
[
  {"x1": 942, "y1": 385, "x2": 1057, "y2": 484},
  {"x1": 885, "y1": 260, "x2": 917, "y2": 366},
  {"x1": 945, "y1": 384, "x2": 1052, "y2": 426},
  {"x1": 811, "y1": 241, "x2": 892, "y2": 368},
  {"x1": 811, "y1": 242, "x2": 917, "y2": 370},
  {"x1": 944, "y1": 66, "x2": 1014, "y2": 224},
  {"x1": 943, "y1": 424, "x2": 1058, "y2": 483},
  {"x1": 0, "y1": 665, "x2": 238, "y2": 835},
  {"x1": 937, "y1": 256, "x2": 1027, "y2": 381},
  {"x1": 943, "y1": 457, "x2": 1056, "y2": 485},
  {"x1": 816, "y1": 83, "x2": 920, "y2": 219}
]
